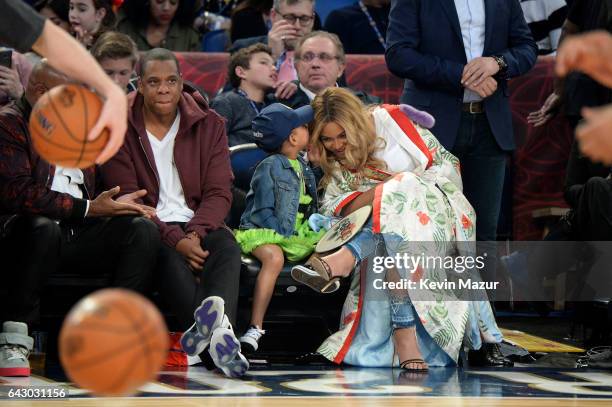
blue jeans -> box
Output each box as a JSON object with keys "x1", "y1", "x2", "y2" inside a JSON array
[
  {"x1": 346, "y1": 224, "x2": 415, "y2": 329},
  {"x1": 452, "y1": 111, "x2": 508, "y2": 242}
]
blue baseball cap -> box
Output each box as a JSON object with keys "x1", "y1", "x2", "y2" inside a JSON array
[{"x1": 251, "y1": 103, "x2": 314, "y2": 152}]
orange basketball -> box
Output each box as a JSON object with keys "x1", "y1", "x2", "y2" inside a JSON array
[
  {"x1": 29, "y1": 84, "x2": 110, "y2": 169},
  {"x1": 59, "y1": 288, "x2": 168, "y2": 396}
]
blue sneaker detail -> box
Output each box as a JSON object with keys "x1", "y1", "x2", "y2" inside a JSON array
[
  {"x1": 209, "y1": 327, "x2": 249, "y2": 378},
  {"x1": 180, "y1": 296, "x2": 225, "y2": 356}
]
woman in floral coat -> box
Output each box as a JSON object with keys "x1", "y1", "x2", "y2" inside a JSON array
[{"x1": 302, "y1": 88, "x2": 504, "y2": 371}]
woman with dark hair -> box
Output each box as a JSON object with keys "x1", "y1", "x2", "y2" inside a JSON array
[
  {"x1": 117, "y1": 0, "x2": 201, "y2": 51},
  {"x1": 35, "y1": 0, "x2": 71, "y2": 32},
  {"x1": 69, "y1": 0, "x2": 116, "y2": 47},
  {"x1": 230, "y1": 0, "x2": 272, "y2": 43}
]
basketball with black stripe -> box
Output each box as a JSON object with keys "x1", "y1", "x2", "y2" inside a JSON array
[
  {"x1": 58, "y1": 288, "x2": 169, "y2": 396},
  {"x1": 29, "y1": 84, "x2": 109, "y2": 169}
]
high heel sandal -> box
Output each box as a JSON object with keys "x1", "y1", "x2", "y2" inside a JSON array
[
  {"x1": 393, "y1": 326, "x2": 429, "y2": 373},
  {"x1": 400, "y1": 359, "x2": 429, "y2": 372},
  {"x1": 291, "y1": 253, "x2": 341, "y2": 294}
]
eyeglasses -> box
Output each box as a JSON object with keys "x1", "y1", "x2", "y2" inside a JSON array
[
  {"x1": 297, "y1": 52, "x2": 340, "y2": 63},
  {"x1": 276, "y1": 11, "x2": 314, "y2": 26}
]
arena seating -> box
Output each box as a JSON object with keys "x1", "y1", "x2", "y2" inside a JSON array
[
  {"x1": 175, "y1": 52, "x2": 574, "y2": 240},
  {"x1": 40, "y1": 53, "x2": 574, "y2": 354}
]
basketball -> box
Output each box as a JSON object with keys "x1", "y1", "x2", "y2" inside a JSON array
[
  {"x1": 58, "y1": 288, "x2": 168, "y2": 396},
  {"x1": 29, "y1": 84, "x2": 109, "y2": 169}
]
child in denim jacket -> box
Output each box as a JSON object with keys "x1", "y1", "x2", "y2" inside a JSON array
[{"x1": 235, "y1": 103, "x2": 324, "y2": 353}]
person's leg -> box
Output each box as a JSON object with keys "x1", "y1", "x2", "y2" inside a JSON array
[
  {"x1": 198, "y1": 228, "x2": 242, "y2": 326},
  {"x1": 323, "y1": 222, "x2": 377, "y2": 277},
  {"x1": 452, "y1": 112, "x2": 507, "y2": 284},
  {"x1": 391, "y1": 297, "x2": 427, "y2": 371},
  {"x1": 0, "y1": 215, "x2": 59, "y2": 377},
  {"x1": 574, "y1": 177, "x2": 612, "y2": 240},
  {"x1": 155, "y1": 243, "x2": 200, "y2": 330},
  {"x1": 0, "y1": 215, "x2": 61, "y2": 326},
  {"x1": 250, "y1": 244, "x2": 284, "y2": 328},
  {"x1": 60, "y1": 216, "x2": 160, "y2": 294},
  {"x1": 452, "y1": 112, "x2": 507, "y2": 242}
]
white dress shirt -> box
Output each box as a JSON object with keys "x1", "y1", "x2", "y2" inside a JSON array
[
  {"x1": 50, "y1": 166, "x2": 90, "y2": 216},
  {"x1": 454, "y1": 0, "x2": 486, "y2": 102}
]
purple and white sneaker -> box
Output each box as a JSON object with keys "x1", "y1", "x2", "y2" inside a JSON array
[
  {"x1": 180, "y1": 296, "x2": 225, "y2": 356},
  {"x1": 209, "y1": 327, "x2": 249, "y2": 378}
]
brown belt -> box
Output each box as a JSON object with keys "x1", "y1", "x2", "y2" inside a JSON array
[{"x1": 462, "y1": 102, "x2": 484, "y2": 114}]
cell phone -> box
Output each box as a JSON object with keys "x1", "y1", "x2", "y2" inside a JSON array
[{"x1": 0, "y1": 49, "x2": 12, "y2": 69}]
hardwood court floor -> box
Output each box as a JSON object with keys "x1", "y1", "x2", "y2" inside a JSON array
[
  {"x1": 3, "y1": 366, "x2": 612, "y2": 406},
  {"x1": 2, "y1": 397, "x2": 612, "y2": 407}
]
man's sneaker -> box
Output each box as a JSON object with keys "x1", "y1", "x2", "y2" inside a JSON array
[
  {"x1": 180, "y1": 296, "x2": 225, "y2": 356},
  {"x1": 0, "y1": 322, "x2": 34, "y2": 377},
  {"x1": 209, "y1": 326, "x2": 249, "y2": 378},
  {"x1": 239, "y1": 326, "x2": 266, "y2": 353}
]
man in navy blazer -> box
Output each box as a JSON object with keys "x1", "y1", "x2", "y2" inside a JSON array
[{"x1": 386, "y1": 0, "x2": 537, "y2": 246}]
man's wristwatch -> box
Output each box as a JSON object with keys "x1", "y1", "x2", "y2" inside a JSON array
[{"x1": 492, "y1": 55, "x2": 508, "y2": 80}]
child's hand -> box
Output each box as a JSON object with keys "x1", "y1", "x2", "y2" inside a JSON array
[
  {"x1": 307, "y1": 143, "x2": 321, "y2": 167},
  {"x1": 309, "y1": 213, "x2": 332, "y2": 232},
  {"x1": 274, "y1": 80, "x2": 298, "y2": 100}
]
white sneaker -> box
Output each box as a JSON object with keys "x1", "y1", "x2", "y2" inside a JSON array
[
  {"x1": 180, "y1": 296, "x2": 226, "y2": 356},
  {"x1": 0, "y1": 322, "x2": 33, "y2": 377},
  {"x1": 209, "y1": 325, "x2": 249, "y2": 378},
  {"x1": 239, "y1": 326, "x2": 266, "y2": 353}
]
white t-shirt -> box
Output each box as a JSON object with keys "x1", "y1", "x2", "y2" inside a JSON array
[{"x1": 146, "y1": 112, "x2": 194, "y2": 223}]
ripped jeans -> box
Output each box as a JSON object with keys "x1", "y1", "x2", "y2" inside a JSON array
[{"x1": 344, "y1": 220, "x2": 417, "y2": 330}]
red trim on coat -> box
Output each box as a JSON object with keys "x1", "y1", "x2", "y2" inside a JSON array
[
  {"x1": 382, "y1": 104, "x2": 433, "y2": 169},
  {"x1": 334, "y1": 258, "x2": 368, "y2": 364},
  {"x1": 334, "y1": 191, "x2": 363, "y2": 216},
  {"x1": 372, "y1": 182, "x2": 384, "y2": 233}
]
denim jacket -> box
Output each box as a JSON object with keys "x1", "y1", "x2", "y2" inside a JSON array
[{"x1": 239, "y1": 154, "x2": 318, "y2": 237}]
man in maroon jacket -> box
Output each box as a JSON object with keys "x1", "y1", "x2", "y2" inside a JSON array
[
  {"x1": 100, "y1": 49, "x2": 245, "y2": 377},
  {"x1": 0, "y1": 60, "x2": 160, "y2": 377}
]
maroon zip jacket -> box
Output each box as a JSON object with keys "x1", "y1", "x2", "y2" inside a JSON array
[{"x1": 100, "y1": 86, "x2": 233, "y2": 247}]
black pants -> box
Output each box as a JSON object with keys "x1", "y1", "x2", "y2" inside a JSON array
[
  {"x1": 0, "y1": 215, "x2": 160, "y2": 325},
  {"x1": 573, "y1": 177, "x2": 612, "y2": 240},
  {"x1": 155, "y1": 227, "x2": 241, "y2": 331}
]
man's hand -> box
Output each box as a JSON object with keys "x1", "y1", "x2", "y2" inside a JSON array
[
  {"x1": 461, "y1": 57, "x2": 500, "y2": 87},
  {"x1": 90, "y1": 82, "x2": 128, "y2": 165},
  {"x1": 556, "y1": 31, "x2": 612, "y2": 88},
  {"x1": 267, "y1": 19, "x2": 298, "y2": 59},
  {"x1": 175, "y1": 234, "x2": 209, "y2": 271},
  {"x1": 87, "y1": 186, "x2": 147, "y2": 217},
  {"x1": 116, "y1": 189, "x2": 156, "y2": 219},
  {"x1": 0, "y1": 66, "x2": 24, "y2": 100},
  {"x1": 274, "y1": 80, "x2": 297, "y2": 99},
  {"x1": 465, "y1": 76, "x2": 498, "y2": 98},
  {"x1": 576, "y1": 105, "x2": 612, "y2": 164},
  {"x1": 527, "y1": 92, "x2": 562, "y2": 127}
]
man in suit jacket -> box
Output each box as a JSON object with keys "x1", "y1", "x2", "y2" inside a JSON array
[
  {"x1": 386, "y1": 0, "x2": 537, "y2": 245},
  {"x1": 385, "y1": 0, "x2": 536, "y2": 368},
  {"x1": 280, "y1": 31, "x2": 382, "y2": 109}
]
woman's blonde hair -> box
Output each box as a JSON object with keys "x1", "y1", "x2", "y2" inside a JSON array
[{"x1": 310, "y1": 87, "x2": 385, "y2": 188}]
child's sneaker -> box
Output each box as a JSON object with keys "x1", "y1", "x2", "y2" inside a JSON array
[
  {"x1": 209, "y1": 326, "x2": 249, "y2": 378},
  {"x1": 180, "y1": 296, "x2": 225, "y2": 356},
  {"x1": 239, "y1": 325, "x2": 266, "y2": 353},
  {"x1": 0, "y1": 321, "x2": 34, "y2": 377}
]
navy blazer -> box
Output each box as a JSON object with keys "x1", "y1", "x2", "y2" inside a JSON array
[{"x1": 385, "y1": 0, "x2": 537, "y2": 151}]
